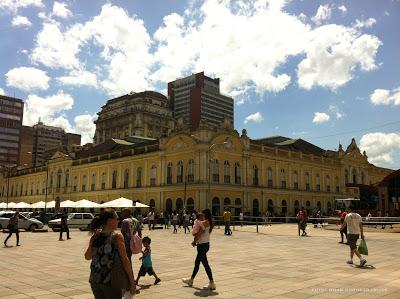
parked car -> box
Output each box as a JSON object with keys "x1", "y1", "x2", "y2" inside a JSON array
[
  {"x1": 48, "y1": 213, "x2": 94, "y2": 231},
  {"x1": 0, "y1": 211, "x2": 44, "y2": 231},
  {"x1": 32, "y1": 212, "x2": 64, "y2": 224}
]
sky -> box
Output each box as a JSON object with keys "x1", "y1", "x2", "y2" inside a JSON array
[{"x1": 0, "y1": 0, "x2": 399, "y2": 169}]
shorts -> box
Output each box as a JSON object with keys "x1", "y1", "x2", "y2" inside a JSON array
[
  {"x1": 138, "y1": 265, "x2": 154, "y2": 276},
  {"x1": 348, "y1": 234, "x2": 359, "y2": 250}
]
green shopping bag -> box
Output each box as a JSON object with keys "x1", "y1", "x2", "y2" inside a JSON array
[{"x1": 358, "y1": 239, "x2": 368, "y2": 255}]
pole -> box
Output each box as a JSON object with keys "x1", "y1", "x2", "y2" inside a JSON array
[
  {"x1": 45, "y1": 162, "x2": 49, "y2": 214},
  {"x1": 208, "y1": 150, "x2": 211, "y2": 211},
  {"x1": 6, "y1": 169, "x2": 10, "y2": 209}
]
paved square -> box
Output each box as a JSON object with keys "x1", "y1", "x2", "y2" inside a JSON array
[{"x1": 1, "y1": 224, "x2": 399, "y2": 299}]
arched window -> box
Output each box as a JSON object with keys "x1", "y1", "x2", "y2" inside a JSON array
[
  {"x1": 253, "y1": 198, "x2": 259, "y2": 216},
  {"x1": 281, "y1": 200, "x2": 287, "y2": 215},
  {"x1": 177, "y1": 161, "x2": 183, "y2": 183},
  {"x1": 212, "y1": 197, "x2": 220, "y2": 216},
  {"x1": 212, "y1": 160, "x2": 220, "y2": 183},
  {"x1": 235, "y1": 198, "x2": 241, "y2": 206},
  {"x1": 293, "y1": 170, "x2": 298, "y2": 189},
  {"x1": 352, "y1": 169, "x2": 357, "y2": 184},
  {"x1": 176, "y1": 198, "x2": 183, "y2": 211},
  {"x1": 268, "y1": 199, "x2": 274, "y2": 212},
  {"x1": 253, "y1": 165, "x2": 259, "y2": 186},
  {"x1": 326, "y1": 175, "x2": 330, "y2": 192},
  {"x1": 57, "y1": 169, "x2": 62, "y2": 189},
  {"x1": 82, "y1": 175, "x2": 87, "y2": 191},
  {"x1": 305, "y1": 172, "x2": 310, "y2": 190},
  {"x1": 136, "y1": 167, "x2": 142, "y2": 187},
  {"x1": 234, "y1": 162, "x2": 241, "y2": 184},
  {"x1": 166, "y1": 198, "x2": 173, "y2": 212},
  {"x1": 150, "y1": 165, "x2": 157, "y2": 186},
  {"x1": 327, "y1": 202, "x2": 332, "y2": 214},
  {"x1": 267, "y1": 167, "x2": 273, "y2": 187},
  {"x1": 65, "y1": 169, "x2": 70, "y2": 188},
  {"x1": 294, "y1": 200, "x2": 300, "y2": 215},
  {"x1": 101, "y1": 172, "x2": 106, "y2": 190},
  {"x1": 124, "y1": 169, "x2": 129, "y2": 188},
  {"x1": 91, "y1": 173, "x2": 96, "y2": 191},
  {"x1": 112, "y1": 170, "x2": 117, "y2": 189},
  {"x1": 345, "y1": 169, "x2": 349, "y2": 185},
  {"x1": 187, "y1": 197, "x2": 195, "y2": 211},
  {"x1": 280, "y1": 169, "x2": 286, "y2": 188},
  {"x1": 224, "y1": 197, "x2": 231, "y2": 206},
  {"x1": 73, "y1": 176, "x2": 78, "y2": 192},
  {"x1": 317, "y1": 201, "x2": 321, "y2": 211},
  {"x1": 316, "y1": 174, "x2": 321, "y2": 191},
  {"x1": 224, "y1": 160, "x2": 230, "y2": 183},
  {"x1": 188, "y1": 159, "x2": 195, "y2": 183},
  {"x1": 167, "y1": 162, "x2": 173, "y2": 184},
  {"x1": 335, "y1": 176, "x2": 339, "y2": 192},
  {"x1": 149, "y1": 199, "x2": 155, "y2": 208},
  {"x1": 361, "y1": 171, "x2": 365, "y2": 184}
]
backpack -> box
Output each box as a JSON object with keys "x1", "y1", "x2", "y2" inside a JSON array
[{"x1": 129, "y1": 218, "x2": 142, "y2": 254}]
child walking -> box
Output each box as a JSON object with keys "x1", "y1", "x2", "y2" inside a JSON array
[{"x1": 136, "y1": 236, "x2": 161, "y2": 285}]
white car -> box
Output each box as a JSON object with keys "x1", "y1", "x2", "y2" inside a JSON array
[
  {"x1": 0, "y1": 211, "x2": 44, "y2": 231},
  {"x1": 48, "y1": 213, "x2": 94, "y2": 231}
]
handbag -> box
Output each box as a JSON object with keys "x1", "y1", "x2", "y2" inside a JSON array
[
  {"x1": 130, "y1": 233, "x2": 142, "y2": 255},
  {"x1": 110, "y1": 238, "x2": 130, "y2": 289},
  {"x1": 358, "y1": 239, "x2": 368, "y2": 255}
]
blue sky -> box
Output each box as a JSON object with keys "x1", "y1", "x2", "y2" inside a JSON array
[{"x1": 0, "y1": 0, "x2": 399, "y2": 169}]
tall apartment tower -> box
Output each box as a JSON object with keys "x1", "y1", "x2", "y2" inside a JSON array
[
  {"x1": 0, "y1": 95, "x2": 24, "y2": 167},
  {"x1": 168, "y1": 72, "x2": 234, "y2": 130}
]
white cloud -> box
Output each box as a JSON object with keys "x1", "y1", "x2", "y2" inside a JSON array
[
  {"x1": 244, "y1": 112, "x2": 263, "y2": 124},
  {"x1": 23, "y1": 91, "x2": 74, "y2": 126},
  {"x1": 74, "y1": 114, "x2": 96, "y2": 144},
  {"x1": 11, "y1": 15, "x2": 32, "y2": 27},
  {"x1": 297, "y1": 24, "x2": 381, "y2": 90},
  {"x1": 0, "y1": 87, "x2": 4, "y2": 95},
  {"x1": 0, "y1": 0, "x2": 43, "y2": 13},
  {"x1": 5, "y1": 67, "x2": 50, "y2": 92},
  {"x1": 370, "y1": 86, "x2": 400, "y2": 106},
  {"x1": 312, "y1": 4, "x2": 332, "y2": 25},
  {"x1": 56, "y1": 69, "x2": 98, "y2": 88},
  {"x1": 312, "y1": 112, "x2": 330, "y2": 124},
  {"x1": 329, "y1": 105, "x2": 344, "y2": 119},
  {"x1": 354, "y1": 18, "x2": 376, "y2": 29},
  {"x1": 52, "y1": 2, "x2": 72, "y2": 19},
  {"x1": 338, "y1": 5, "x2": 347, "y2": 14},
  {"x1": 360, "y1": 132, "x2": 400, "y2": 166}
]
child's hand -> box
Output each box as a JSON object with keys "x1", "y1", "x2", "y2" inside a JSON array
[{"x1": 191, "y1": 241, "x2": 196, "y2": 247}]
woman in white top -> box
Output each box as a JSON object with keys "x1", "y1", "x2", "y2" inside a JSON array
[{"x1": 182, "y1": 209, "x2": 216, "y2": 290}]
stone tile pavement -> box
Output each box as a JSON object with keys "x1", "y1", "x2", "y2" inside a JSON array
[{"x1": 0, "y1": 224, "x2": 399, "y2": 299}]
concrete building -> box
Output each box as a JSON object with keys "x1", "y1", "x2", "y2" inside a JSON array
[
  {"x1": 168, "y1": 72, "x2": 234, "y2": 131},
  {"x1": 1, "y1": 126, "x2": 391, "y2": 217},
  {"x1": 378, "y1": 169, "x2": 400, "y2": 215},
  {"x1": 0, "y1": 95, "x2": 24, "y2": 167},
  {"x1": 94, "y1": 91, "x2": 175, "y2": 145}
]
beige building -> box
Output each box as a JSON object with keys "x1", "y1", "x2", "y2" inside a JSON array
[
  {"x1": 0, "y1": 125, "x2": 392, "y2": 217},
  {"x1": 94, "y1": 91, "x2": 175, "y2": 145}
]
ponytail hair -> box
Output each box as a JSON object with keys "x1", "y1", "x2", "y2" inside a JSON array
[
  {"x1": 89, "y1": 208, "x2": 117, "y2": 234},
  {"x1": 202, "y1": 208, "x2": 214, "y2": 233}
]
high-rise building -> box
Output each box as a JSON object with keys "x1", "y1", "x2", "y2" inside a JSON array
[
  {"x1": 94, "y1": 91, "x2": 175, "y2": 145},
  {"x1": 19, "y1": 122, "x2": 81, "y2": 166},
  {"x1": 0, "y1": 95, "x2": 24, "y2": 167},
  {"x1": 168, "y1": 72, "x2": 234, "y2": 130}
]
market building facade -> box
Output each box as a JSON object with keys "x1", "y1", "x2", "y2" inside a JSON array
[{"x1": 0, "y1": 125, "x2": 392, "y2": 217}]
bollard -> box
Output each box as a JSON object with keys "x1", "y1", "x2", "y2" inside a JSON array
[{"x1": 256, "y1": 217, "x2": 259, "y2": 233}]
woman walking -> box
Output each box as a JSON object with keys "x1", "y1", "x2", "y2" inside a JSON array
[
  {"x1": 182, "y1": 209, "x2": 216, "y2": 290},
  {"x1": 85, "y1": 208, "x2": 136, "y2": 298},
  {"x1": 172, "y1": 211, "x2": 178, "y2": 233},
  {"x1": 4, "y1": 211, "x2": 20, "y2": 247}
]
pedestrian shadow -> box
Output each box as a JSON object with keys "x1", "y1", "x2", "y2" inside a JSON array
[
  {"x1": 136, "y1": 283, "x2": 152, "y2": 290},
  {"x1": 192, "y1": 286, "x2": 219, "y2": 297},
  {"x1": 351, "y1": 264, "x2": 376, "y2": 270}
]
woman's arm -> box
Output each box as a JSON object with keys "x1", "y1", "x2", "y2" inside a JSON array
[
  {"x1": 115, "y1": 233, "x2": 136, "y2": 287},
  {"x1": 84, "y1": 236, "x2": 95, "y2": 260}
]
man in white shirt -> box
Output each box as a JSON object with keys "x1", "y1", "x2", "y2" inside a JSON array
[{"x1": 341, "y1": 205, "x2": 367, "y2": 266}]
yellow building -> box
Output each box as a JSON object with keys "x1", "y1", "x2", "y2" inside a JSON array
[{"x1": 0, "y1": 126, "x2": 392, "y2": 217}]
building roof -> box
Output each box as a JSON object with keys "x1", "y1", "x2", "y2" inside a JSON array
[
  {"x1": 378, "y1": 169, "x2": 400, "y2": 187},
  {"x1": 252, "y1": 136, "x2": 326, "y2": 155},
  {"x1": 102, "y1": 90, "x2": 168, "y2": 107}
]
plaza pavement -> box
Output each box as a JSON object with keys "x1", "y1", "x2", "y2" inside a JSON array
[{"x1": 0, "y1": 223, "x2": 399, "y2": 299}]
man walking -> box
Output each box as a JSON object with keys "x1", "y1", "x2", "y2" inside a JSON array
[
  {"x1": 296, "y1": 207, "x2": 308, "y2": 236},
  {"x1": 341, "y1": 205, "x2": 367, "y2": 266},
  {"x1": 223, "y1": 208, "x2": 232, "y2": 235},
  {"x1": 59, "y1": 210, "x2": 71, "y2": 241},
  {"x1": 4, "y1": 211, "x2": 20, "y2": 247},
  {"x1": 121, "y1": 208, "x2": 142, "y2": 263}
]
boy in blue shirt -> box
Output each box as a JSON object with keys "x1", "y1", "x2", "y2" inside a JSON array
[{"x1": 135, "y1": 236, "x2": 161, "y2": 285}]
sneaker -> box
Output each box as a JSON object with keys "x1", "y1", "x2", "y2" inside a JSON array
[
  {"x1": 16, "y1": 244, "x2": 20, "y2": 246},
  {"x1": 154, "y1": 278, "x2": 161, "y2": 285},
  {"x1": 346, "y1": 260, "x2": 353, "y2": 265},
  {"x1": 338, "y1": 241, "x2": 343, "y2": 244},
  {"x1": 205, "y1": 281, "x2": 216, "y2": 290},
  {"x1": 360, "y1": 259, "x2": 367, "y2": 267},
  {"x1": 182, "y1": 278, "x2": 193, "y2": 287},
  {"x1": 67, "y1": 237, "x2": 71, "y2": 240}
]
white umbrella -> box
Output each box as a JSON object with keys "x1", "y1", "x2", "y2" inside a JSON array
[
  {"x1": 0, "y1": 202, "x2": 7, "y2": 208},
  {"x1": 133, "y1": 202, "x2": 149, "y2": 208},
  {"x1": 7, "y1": 202, "x2": 16, "y2": 208},
  {"x1": 14, "y1": 202, "x2": 31, "y2": 209},
  {"x1": 46, "y1": 201, "x2": 55, "y2": 209},
  {"x1": 30, "y1": 201, "x2": 46, "y2": 209},
  {"x1": 74, "y1": 199, "x2": 100, "y2": 208},
  {"x1": 60, "y1": 200, "x2": 77, "y2": 208},
  {"x1": 101, "y1": 197, "x2": 133, "y2": 208}
]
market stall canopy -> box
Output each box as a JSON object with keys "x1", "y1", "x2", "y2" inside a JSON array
[
  {"x1": 46, "y1": 201, "x2": 56, "y2": 209},
  {"x1": 0, "y1": 202, "x2": 7, "y2": 208},
  {"x1": 133, "y1": 202, "x2": 149, "y2": 208},
  {"x1": 30, "y1": 201, "x2": 46, "y2": 209},
  {"x1": 74, "y1": 199, "x2": 100, "y2": 208},
  {"x1": 101, "y1": 197, "x2": 134, "y2": 208},
  {"x1": 60, "y1": 200, "x2": 77, "y2": 208},
  {"x1": 7, "y1": 202, "x2": 16, "y2": 208},
  {"x1": 14, "y1": 202, "x2": 31, "y2": 209}
]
